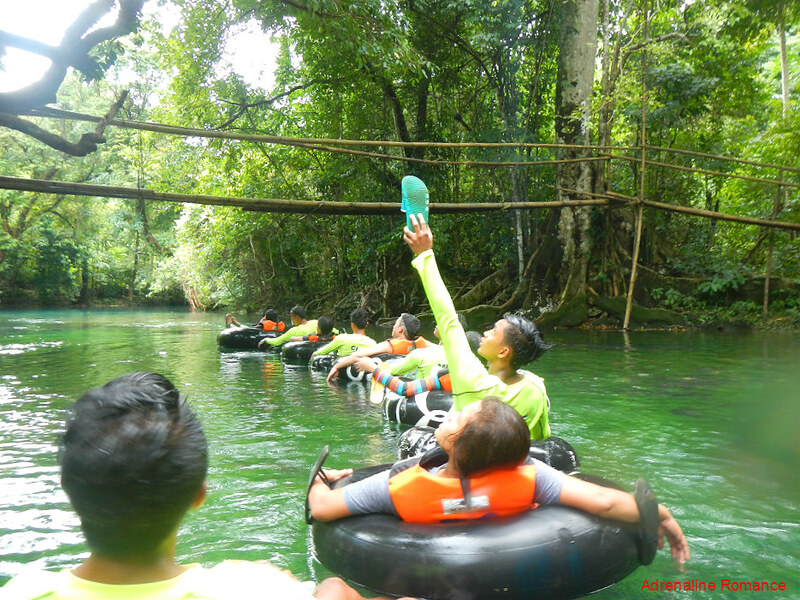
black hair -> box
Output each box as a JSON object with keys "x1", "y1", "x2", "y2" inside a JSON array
[
  {"x1": 465, "y1": 330, "x2": 482, "y2": 354},
  {"x1": 290, "y1": 305, "x2": 306, "y2": 319},
  {"x1": 349, "y1": 308, "x2": 370, "y2": 330},
  {"x1": 502, "y1": 314, "x2": 552, "y2": 369},
  {"x1": 400, "y1": 312, "x2": 421, "y2": 339},
  {"x1": 318, "y1": 315, "x2": 334, "y2": 336},
  {"x1": 60, "y1": 372, "x2": 207, "y2": 559},
  {"x1": 263, "y1": 308, "x2": 279, "y2": 322},
  {"x1": 450, "y1": 397, "x2": 530, "y2": 477}
]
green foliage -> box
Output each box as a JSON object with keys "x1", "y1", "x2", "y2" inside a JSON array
[
  {"x1": 1, "y1": 0, "x2": 798, "y2": 326},
  {"x1": 696, "y1": 270, "x2": 746, "y2": 297}
]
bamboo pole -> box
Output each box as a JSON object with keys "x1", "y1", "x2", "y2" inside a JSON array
[
  {"x1": 0, "y1": 175, "x2": 611, "y2": 214},
  {"x1": 647, "y1": 145, "x2": 800, "y2": 175},
  {"x1": 2, "y1": 175, "x2": 798, "y2": 230},
  {"x1": 26, "y1": 107, "x2": 633, "y2": 152},
  {"x1": 290, "y1": 141, "x2": 611, "y2": 167},
  {"x1": 624, "y1": 0, "x2": 648, "y2": 331},
  {"x1": 29, "y1": 107, "x2": 800, "y2": 176},
  {"x1": 764, "y1": 170, "x2": 784, "y2": 317},
  {"x1": 640, "y1": 198, "x2": 800, "y2": 231},
  {"x1": 610, "y1": 154, "x2": 800, "y2": 190}
]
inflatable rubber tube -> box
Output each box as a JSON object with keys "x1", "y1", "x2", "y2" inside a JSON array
[
  {"x1": 308, "y1": 354, "x2": 376, "y2": 382},
  {"x1": 281, "y1": 340, "x2": 327, "y2": 362},
  {"x1": 217, "y1": 327, "x2": 279, "y2": 350},
  {"x1": 310, "y1": 354, "x2": 335, "y2": 372},
  {"x1": 382, "y1": 389, "x2": 453, "y2": 429},
  {"x1": 311, "y1": 465, "x2": 645, "y2": 600},
  {"x1": 310, "y1": 353, "x2": 406, "y2": 383}
]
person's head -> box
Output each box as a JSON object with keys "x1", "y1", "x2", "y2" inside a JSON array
[
  {"x1": 317, "y1": 316, "x2": 334, "y2": 336},
  {"x1": 349, "y1": 308, "x2": 370, "y2": 331},
  {"x1": 393, "y1": 312, "x2": 421, "y2": 340},
  {"x1": 60, "y1": 372, "x2": 208, "y2": 560},
  {"x1": 479, "y1": 314, "x2": 551, "y2": 369},
  {"x1": 435, "y1": 397, "x2": 529, "y2": 477},
  {"x1": 465, "y1": 330, "x2": 482, "y2": 354},
  {"x1": 263, "y1": 308, "x2": 279, "y2": 322},
  {"x1": 290, "y1": 305, "x2": 306, "y2": 324}
]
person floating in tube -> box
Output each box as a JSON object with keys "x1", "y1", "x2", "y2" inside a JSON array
[
  {"x1": 371, "y1": 314, "x2": 467, "y2": 381},
  {"x1": 352, "y1": 324, "x2": 482, "y2": 398},
  {"x1": 226, "y1": 308, "x2": 286, "y2": 331},
  {"x1": 291, "y1": 315, "x2": 337, "y2": 343},
  {"x1": 307, "y1": 397, "x2": 689, "y2": 565},
  {"x1": 259, "y1": 305, "x2": 318, "y2": 349},
  {"x1": 311, "y1": 308, "x2": 376, "y2": 360},
  {"x1": 0, "y1": 372, "x2": 413, "y2": 600},
  {"x1": 325, "y1": 312, "x2": 432, "y2": 383}
]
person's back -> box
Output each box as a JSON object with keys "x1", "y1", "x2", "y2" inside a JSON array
[
  {"x1": 0, "y1": 372, "x2": 401, "y2": 600},
  {"x1": 2, "y1": 560, "x2": 318, "y2": 600},
  {"x1": 325, "y1": 313, "x2": 431, "y2": 383},
  {"x1": 313, "y1": 309, "x2": 375, "y2": 359}
]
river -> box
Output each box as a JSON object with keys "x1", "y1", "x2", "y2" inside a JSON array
[{"x1": 0, "y1": 309, "x2": 798, "y2": 598}]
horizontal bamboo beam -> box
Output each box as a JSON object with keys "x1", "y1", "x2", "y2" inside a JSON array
[
  {"x1": 2, "y1": 175, "x2": 797, "y2": 230},
  {"x1": 289, "y1": 141, "x2": 610, "y2": 167},
  {"x1": 610, "y1": 154, "x2": 800, "y2": 190},
  {"x1": 647, "y1": 145, "x2": 800, "y2": 175},
  {"x1": 26, "y1": 107, "x2": 633, "y2": 152},
  {"x1": 642, "y1": 198, "x2": 800, "y2": 231},
  {"x1": 0, "y1": 175, "x2": 611, "y2": 215},
  {"x1": 27, "y1": 109, "x2": 800, "y2": 175}
]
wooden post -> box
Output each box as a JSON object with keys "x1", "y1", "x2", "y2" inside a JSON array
[
  {"x1": 624, "y1": 0, "x2": 648, "y2": 330},
  {"x1": 763, "y1": 170, "x2": 784, "y2": 317}
]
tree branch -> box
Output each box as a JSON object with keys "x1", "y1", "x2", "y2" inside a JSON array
[
  {"x1": 0, "y1": 90, "x2": 127, "y2": 156},
  {"x1": 275, "y1": 0, "x2": 342, "y2": 19},
  {"x1": 218, "y1": 79, "x2": 347, "y2": 129},
  {"x1": 0, "y1": 0, "x2": 143, "y2": 114}
]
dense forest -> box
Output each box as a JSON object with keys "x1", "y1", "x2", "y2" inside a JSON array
[{"x1": 1, "y1": 0, "x2": 798, "y2": 328}]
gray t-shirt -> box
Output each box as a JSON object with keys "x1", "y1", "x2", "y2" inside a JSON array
[{"x1": 342, "y1": 457, "x2": 566, "y2": 518}]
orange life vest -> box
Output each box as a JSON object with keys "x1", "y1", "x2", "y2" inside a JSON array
[
  {"x1": 386, "y1": 336, "x2": 430, "y2": 355},
  {"x1": 305, "y1": 333, "x2": 335, "y2": 342},
  {"x1": 388, "y1": 464, "x2": 536, "y2": 524},
  {"x1": 261, "y1": 319, "x2": 286, "y2": 332}
]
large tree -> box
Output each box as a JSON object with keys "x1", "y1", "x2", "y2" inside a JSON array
[{"x1": 0, "y1": 0, "x2": 145, "y2": 154}]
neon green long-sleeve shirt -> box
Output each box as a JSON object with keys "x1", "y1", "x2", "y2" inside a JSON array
[
  {"x1": 388, "y1": 344, "x2": 447, "y2": 378},
  {"x1": 313, "y1": 333, "x2": 376, "y2": 357},
  {"x1": 411, "y1": 249, "x2": 550, "y2": 439},
  {"x1": 264, "y1": 320, "x2": 318, "y2": 346}
]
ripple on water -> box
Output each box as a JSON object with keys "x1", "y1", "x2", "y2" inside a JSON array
[{"x1": 0, "y1": 341, "x2": 63, "y2": 356}]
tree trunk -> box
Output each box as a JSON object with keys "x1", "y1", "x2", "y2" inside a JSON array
[
  {"x1": 765, "y1": 5, "x2": 789, "y2": 317},
  {"x1": 453, "y1": 268, "x2": 509, "y2": 310},
  {"x1": 129, "y1": 230, "x2": 139, "y2": 303},
  {"x1": 553, "y1": 0, "x2": 599, "y2": 319}
]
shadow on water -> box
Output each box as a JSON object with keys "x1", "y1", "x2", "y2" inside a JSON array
[{"x1": 1, "y1": 311, "x2": 798, "y2": 598}]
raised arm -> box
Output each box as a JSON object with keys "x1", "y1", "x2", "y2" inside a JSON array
[{"x1": 404, "y1": 215, "x2": 495, "y2": 408}]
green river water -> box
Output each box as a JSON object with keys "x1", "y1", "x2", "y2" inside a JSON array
[{"x1": 0, "y1": 309, "x2": 798, "y2": 599}]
